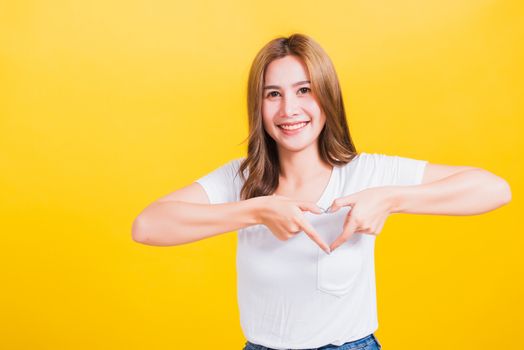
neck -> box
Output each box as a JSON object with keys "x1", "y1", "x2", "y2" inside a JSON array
[{"x1": 277, "y1": 143, "x2": 332, "y2": 187}]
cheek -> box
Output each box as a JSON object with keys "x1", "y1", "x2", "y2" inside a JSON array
[
  {"x1": 261, "y1": 113, "x2": 274, "y2": 134},
  {"x1": 261, "y1": 103, "x2": 276, "y2": 127},
  {"x1": 262, "y1": 101, "x2": 276, "y2": 118},
  {"x1": 305, "y1": 99, "x2": 322, "y2": 116}
]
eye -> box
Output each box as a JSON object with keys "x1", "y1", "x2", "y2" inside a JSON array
[
  {"x1": 266, "y1": 91, "x2": 280, "y2": 98},
  {"x1": 298, "y1": 87, "x2": 311, "y2": 94}
]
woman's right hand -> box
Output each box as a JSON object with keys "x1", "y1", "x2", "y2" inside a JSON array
[{"x1": 254, "y1": 194, "x2": 331, "y2": 254}]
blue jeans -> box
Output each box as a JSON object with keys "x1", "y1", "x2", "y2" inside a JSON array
[{"x1": 242, "y1": 333, "x2": 382, "y2": 350}]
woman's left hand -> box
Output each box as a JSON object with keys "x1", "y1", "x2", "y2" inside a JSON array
[{"x1": 327, "y1": 186, "x2": 396, "y2": 252}]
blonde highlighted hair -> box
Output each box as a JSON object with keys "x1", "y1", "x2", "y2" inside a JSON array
[{"x1": 238, "y1": 33, "x2": 358, "y2": 200}]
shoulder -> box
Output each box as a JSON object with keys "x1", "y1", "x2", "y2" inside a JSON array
[
  {"x1": 355, "y1": 152, "x2": 388, "y2": 163},
  {"x1": 196, "y1": 156, "x2": 246, "y2": 184},
  {"x1": 230, "y1": 156, "x2": 247, "y2": 174},
  {"x1": 232, "y1": 156, "x2": 247, "y2": 167},
  {"x1": 352, "y1": 152, "x2": 417, "y2": 166},
  {"x1": 216, "y1": 156, "x2": 246, "y2": 172},
  {"x1": 338, "y1": 151, "x2": 371, "y2": 170},
  {"x1": 344, "y1": 151, "x2": 427, "y2": 174},
  {"x1": 354, "y1": 151, "x2": 428, "y2": 185},
  {"x1": 226, "y1": 156, "x2": 248, "y2": 182}
]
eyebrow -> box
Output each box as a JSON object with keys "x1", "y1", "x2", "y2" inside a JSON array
[{"x1": 263, "y1": 80, "x2": 311, "y2": 90}]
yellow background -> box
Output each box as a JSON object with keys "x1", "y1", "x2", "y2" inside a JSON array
[{"x1": 1, "y1": 0, "x2": 522, "y2": 349}]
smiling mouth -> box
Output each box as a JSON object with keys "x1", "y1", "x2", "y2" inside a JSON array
[{"x1": 277, "y1": 121, "x2": 310, "y2": 131}]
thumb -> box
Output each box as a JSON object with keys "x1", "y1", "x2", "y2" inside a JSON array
[
  {"x1": 327, "y1": 195, "x2": 354, "y2": 213},
  {"x1": 297, "y1": 202, "x2": 324, "y2": 214}
]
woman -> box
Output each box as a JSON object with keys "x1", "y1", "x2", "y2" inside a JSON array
[{"x1": 132, "y1": 33, "x2": 511, "y2": 350}]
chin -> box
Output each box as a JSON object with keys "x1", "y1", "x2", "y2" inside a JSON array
[{"x1": 278, "y1": 140, "x2": 317, "y2": 153}]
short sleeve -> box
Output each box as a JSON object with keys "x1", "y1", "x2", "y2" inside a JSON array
[
  {"x1": 195, "y1": 158, "x2": 244, "y2": 204},
  {"x1": 365, "y1": 153, "x2": 428, "y2": 186}
]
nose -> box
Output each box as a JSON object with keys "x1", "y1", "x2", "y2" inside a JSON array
[{"x1": 280, "y1": 92, "x2": 301, "y2": 117}]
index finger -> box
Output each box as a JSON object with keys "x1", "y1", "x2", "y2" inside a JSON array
[
  {"x1": 296, "y1": 217, "x2": 331, "y2": 254},
  {"x1": 330, "y1": 216, "x2": 358, "y2": 252}
]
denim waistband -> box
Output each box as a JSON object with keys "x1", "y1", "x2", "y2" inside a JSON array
[{"x1": 244, "y1": 333, "x2": 379, "y2": 350}]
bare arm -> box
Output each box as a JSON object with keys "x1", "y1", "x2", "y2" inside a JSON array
[
  {"x1": 131, "y1": 182, "x2": 330, "y2": 252},
  {"x1": 132, "y1": 198, "x2": 262, "y2": 246},
  {"x1": 388, "y1": 167, "x2": 512, "y2": 215},
  {"x1": 132, "y1": 181, "x2": 261, "y2": 246}
]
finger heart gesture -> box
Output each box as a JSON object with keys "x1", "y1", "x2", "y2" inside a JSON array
[{"x1": 327, "y1": 187, "x2": 394, "y2": 252}]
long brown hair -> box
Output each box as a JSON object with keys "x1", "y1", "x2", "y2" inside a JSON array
[{"x1": 238, "y1": 33, "x2": 358, "y2": 200}]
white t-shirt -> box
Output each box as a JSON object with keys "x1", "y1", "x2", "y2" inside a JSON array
[{"x1": 195, "y1": 152, "x2": 427, "y2": 349}]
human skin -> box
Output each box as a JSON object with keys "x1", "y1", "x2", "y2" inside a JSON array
[
  {"x1": 258, "y1": 54, "x2": 512, "y2": 253},
  {"x1": 133, "y1": 54, "x2": 511, "y2": 254},
  {"x1": 326, "y1": 168, "x2": 512, "y2": 251}
]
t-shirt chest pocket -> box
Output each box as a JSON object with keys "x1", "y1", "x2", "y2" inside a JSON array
[{"x1": 304, "y1": 207, "x2": 365, "y2": 298}]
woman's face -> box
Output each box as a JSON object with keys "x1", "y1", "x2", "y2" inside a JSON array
[{"x1": 262, "y1": 55, "x2": 326, "y2": 154}]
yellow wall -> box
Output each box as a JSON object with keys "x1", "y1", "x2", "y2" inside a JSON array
[{"x1": 1, "y1": 0, "x2": 522, "y2": 348}]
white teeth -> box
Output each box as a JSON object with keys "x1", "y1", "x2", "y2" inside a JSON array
[{"x1": 279, "y1": 122, "x2": 308, "y2": 130}]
